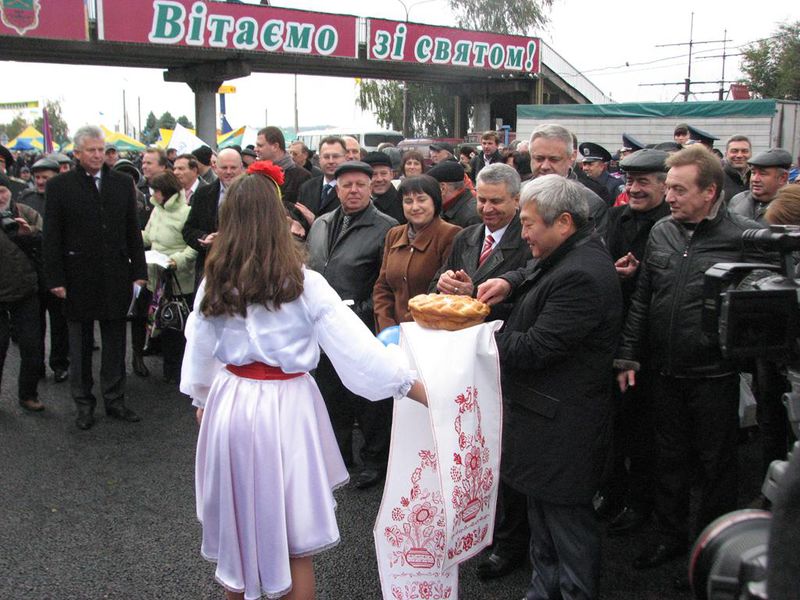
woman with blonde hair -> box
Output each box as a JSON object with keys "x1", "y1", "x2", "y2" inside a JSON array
[{"x1": 181, "y1": 161, "x2": 426, "y2": 600}]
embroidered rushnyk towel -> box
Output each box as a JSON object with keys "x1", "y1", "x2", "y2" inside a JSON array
[{"x1": 374, "y1": 321, "x2": 503, "y2": 600}]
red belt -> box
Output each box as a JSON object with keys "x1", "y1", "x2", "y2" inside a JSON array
[{"x1": 225, "y1": 362, "x2": 304, "y2": 380}]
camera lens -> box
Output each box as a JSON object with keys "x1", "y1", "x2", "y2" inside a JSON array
[{"x1": 689, "y1": 509, "x2": 771, "y2": 600}]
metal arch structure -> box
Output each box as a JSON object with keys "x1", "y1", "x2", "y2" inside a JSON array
[{"x1": 0, "y1": 4, "x2": 610, "y2": 146}]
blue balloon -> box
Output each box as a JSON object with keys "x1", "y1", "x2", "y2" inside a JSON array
[{"x1": 377, "y1": 325, "x2": 401, "y2": 346}]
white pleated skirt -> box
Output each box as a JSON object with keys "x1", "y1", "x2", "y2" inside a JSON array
[{"x1": 195, "y1": 369, "x2": 349, "y2": 600}]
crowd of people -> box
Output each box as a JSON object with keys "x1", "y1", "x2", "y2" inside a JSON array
[{"x1": 1, "y1": 118, "x2": 798, "y2": 599}]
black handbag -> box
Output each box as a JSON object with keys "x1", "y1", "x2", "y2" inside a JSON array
[{"x1": 155, "y1": 270, "x2": 190, "y2": 332}]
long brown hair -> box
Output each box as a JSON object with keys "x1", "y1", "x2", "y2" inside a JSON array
[{"x1": 200, "y1": 173, "x2": 304, "y2": 316}]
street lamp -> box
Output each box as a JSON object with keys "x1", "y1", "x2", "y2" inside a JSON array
[{"x1": 394, "y1": 0, "x2": 439, "y2": 137}]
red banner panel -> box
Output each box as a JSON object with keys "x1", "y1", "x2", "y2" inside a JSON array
[
  {"x1": 367, "y1": 19, "x2": 540, "y2": 74},
  {"x1": 98, "y1": 0, "x2": 358, "y2": 59},
  {"x1": 0, "y1": 0, "x2": 87, "y2": 41}
]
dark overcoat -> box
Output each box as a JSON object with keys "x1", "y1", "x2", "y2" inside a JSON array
[
  {"x1": 43, "y1": 164, "x2": 147, "y2": 321},
  {"x1": 496, "y1": 227, "x2": 623, "y2": 505},
  {"x1": 306, "y1": 202, "x2": 397, "y2": 330}
]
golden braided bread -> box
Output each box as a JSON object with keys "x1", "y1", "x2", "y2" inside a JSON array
[{"x1": 408, "y1": 293, "x2": 490, "y2": 331}]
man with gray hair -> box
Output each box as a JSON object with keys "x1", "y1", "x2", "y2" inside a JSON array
[
  {"x1": 477, "y1": 174, "x2": 622, "y2": 599},
  {"x1": 44, "y1": 125, "x2": 148, "y2": 430},
  {"x1": 432, "y1": 162, "x2": 529, "y2": 298},
  {"x1": 529, "y1": 123, "x2": 609, "y2": 239}
]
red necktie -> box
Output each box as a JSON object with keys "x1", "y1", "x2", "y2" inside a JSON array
[{"x1": 478, "y1": 234, "x2": 495, "y2": 266}]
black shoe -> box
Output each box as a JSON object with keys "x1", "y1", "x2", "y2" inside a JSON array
[
  {"x1": 132, "y1": 354, "x2": 149, "y2": 377},
  {"x1": 353, "y1": 468, "x2": 382, "y2": 489},
  {"x1": 76, "y1": 412, "x2": 95, "y2": 430},
  {"x1": 608, "y1": 506, "x2": 650, "y2": 536},
  {"x1": 476, "y1": 551, "x2": 525, "y2": 580},
  {"x1": 53, "y1": 369, "x2": 69, "y2": 383},
  {"x1": 105, "y1": 405, "x2": 141, "y2": 423},
  {"x1": 20, "y1": 398, "x2": 45, "y2": 412},
  {"x1": 593, "y1": 491, "x2": 623, "y2": 520},
  {"x1": 632, "y1": 542, "x2": 686, "y2": 570}
]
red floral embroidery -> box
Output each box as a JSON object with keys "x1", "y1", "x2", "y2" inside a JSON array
[{"x1": 246, "y1": 160, "x2": 285, "y2": 186}]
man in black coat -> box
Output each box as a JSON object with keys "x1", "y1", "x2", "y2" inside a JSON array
[
  {"x1": 616, "y1": 145, "x2": 769, "y2": 570},
  {"x1": 599, "y1": 149, "x2": 671, "y2": 535},
  {"x1": 255, "y1": 126, "x2": 310, "y2": 204},
  {"x1": 296, "y1": 136, "x2": 347, "y2": 225},
  {"x1": 364, "y1": 151, "x2": 405, "y2": 224},
  {"x1": 182, "y1": 148, "x2": 244, "y2": 286},
  {"x1": 469, "y1": 130, "x2": 502, "y2": 182},
  {"x1": 306, "y1": 161, "x2": 398, "y2": 489},
  {"x1": 43, "y1": 126, "x2": 147, "y2": 430},
  {"x1": 478, "y1": 174, "x2": 622, "y2": 600},
  {"x1": 428, "y1": 161, "x2": 482, "y2": 229}
]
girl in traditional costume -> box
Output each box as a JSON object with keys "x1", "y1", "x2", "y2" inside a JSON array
[{"x1": 180, "y1": 161, "x2": 426, "y2": 600}]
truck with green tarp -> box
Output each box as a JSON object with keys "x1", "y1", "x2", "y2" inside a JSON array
[{"x1": 516, "y1": 99, "x2": 799, "y2": 159}]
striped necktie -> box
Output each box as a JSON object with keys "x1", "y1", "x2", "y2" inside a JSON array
[{"x1": 478, "y1": 233, "x2": 495, "y2": 266}]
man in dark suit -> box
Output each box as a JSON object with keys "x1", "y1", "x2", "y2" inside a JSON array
[
  {"x1": 182, "y1": 148, "x2": 244, "y2": 286},
  {"x1": 296, "y1": 136, "x2": 347, "y2": 226},
  {"x1": 363, "y1": 151, "x2": 405, "y2": 224},
  {"x1": 469, "y1": 130, "x2": 502, "y2": 182},
  {"x1": 43, "y1": 126, "x2": 148, "y2": 430},
  {"x1": 433, "y1": 162, "x2": 529, "y2": 297},
  {"x1": 478, "y1": 175, "x2": 622, "y2": 600}
]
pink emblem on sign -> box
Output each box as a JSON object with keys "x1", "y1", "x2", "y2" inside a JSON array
[{"x1": 0, "y1": 0, "x2": 40, "y2": 35}]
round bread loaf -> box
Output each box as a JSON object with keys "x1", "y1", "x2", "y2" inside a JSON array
[{"x1": 408, "y1": 293, "x2": 490, "y2": 331}]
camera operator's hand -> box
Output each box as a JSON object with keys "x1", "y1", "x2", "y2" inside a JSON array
[
  {"x1": 617, "y1": 369, "x2": 636, "y2": 392},
  {"x1": 13, "y1": 218, "x2": 32, "y2": 236},
  {"x1": 50, "y1": 287, "x2": 66, "y2": 299}
]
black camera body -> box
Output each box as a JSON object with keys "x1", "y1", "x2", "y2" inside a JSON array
[
  {"x1": 691, "y1": 226, "x2": 800, "y2": 600},
  {"x1": 0, "y1": 208, "x2": 19, "y2": 235}
]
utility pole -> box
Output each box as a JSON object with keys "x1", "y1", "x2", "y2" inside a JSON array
[
  {"x1": 648, "y1": 13, "x2": 729, "y2": 102},
  {"x1": 294, "y1": 74, "x2": 299, "y2": 135}
]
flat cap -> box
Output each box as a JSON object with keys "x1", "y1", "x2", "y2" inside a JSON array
[
  {"x1": 687, "y1": 125, "x2": 719, "y2": 146},
  {"x1": 104, "y1": 143, "x2": 118, "y2": 153},
  {"x1": 112, "y1": 158, "x2": 141, "y2": 184},
  {"x1": 674, "y1": 123, "x2": 689, "y2": 135},
  {"x1": 429, "y1": 141, "x2": 454, "y2": 155},
  {"x1": 31, "y1": 157, "x2": 60, "y2": 172},
  {"x1": 652, "y1": 141, "x2": 684, "y2": 153},
  {"x1": 0, "y1": 171, "x2": 12, "y2": 190},
  {"x1": 362, "y1": 151, "x2": 393, "y2": 169},
  {"x1": 241, "y1": 147, "x2": 257, "y2": 158},
  {"x1": 334, "y1": 160, "x2": 373, "y2": 179},
  {"x1": 578, "y1": 142, "x2": 612, "y2": 163},
  {"x1": 748, "y1": 148, "x2": 793, "y2": 169},
  {"x1": 48, "y1": 152, "x2": 72, "y2": 165},
  {"x1": 621, "y1": 133, "x2": 646, "y2": 153},
  {"x1": 620, "y1": 149, "x2": 669, "y2": 173},
  {"x1": 427, "y1": 160, "x2": 465, "y2": 183}
]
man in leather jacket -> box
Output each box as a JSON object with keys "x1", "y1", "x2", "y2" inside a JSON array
[{"x1": 615, "y1": 145, "x2": 770, "y2": 570}]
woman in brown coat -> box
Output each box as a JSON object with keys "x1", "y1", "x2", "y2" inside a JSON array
[{"x1": 373, "y1": 175, "x2": 461, "y2": 332}]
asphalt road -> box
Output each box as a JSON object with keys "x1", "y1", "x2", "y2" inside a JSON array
[{"x1": 0, "y1": 342, "x2": 763, "y2": 599}]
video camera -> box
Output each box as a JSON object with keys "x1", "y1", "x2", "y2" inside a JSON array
[
  {"x1": 690, "y1": 225, "x2": 800, "y2": 600},
  {"x1": 0, "y1": 208, "x2": 19, "y2": 235}
]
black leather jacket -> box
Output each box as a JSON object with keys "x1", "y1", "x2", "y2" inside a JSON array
[{"x1": 616, "y1": 201, "x2": 770, "y2": 377}]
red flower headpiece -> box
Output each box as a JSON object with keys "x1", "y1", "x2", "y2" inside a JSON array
[{"x1": 247, "y1": 160, "x2": 285, "y2": 187}]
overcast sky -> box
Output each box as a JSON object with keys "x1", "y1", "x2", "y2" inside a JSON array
[{"x1": 0, "y1": 0, "x2": 796, "y2": 137}]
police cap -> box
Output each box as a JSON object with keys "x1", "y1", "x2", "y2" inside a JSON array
[{"x1": 578, "y1": 142, "x2": 612, "y2": 163}]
